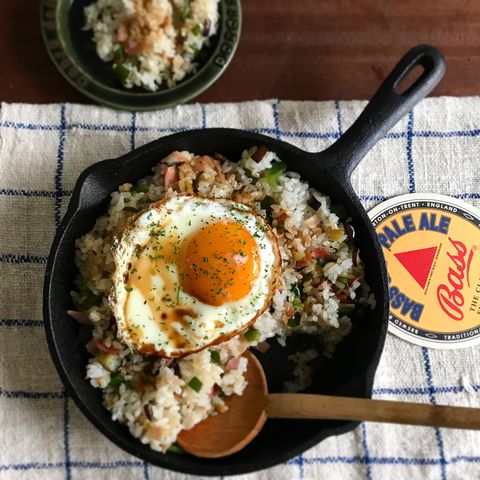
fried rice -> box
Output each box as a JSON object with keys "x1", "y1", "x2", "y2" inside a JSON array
[
  {"x1": 84, "y1": 0, "x2": 219, "y2": 91},
  {"x1": 71, "y1": 147, "x2": 375, "y2": 452}
]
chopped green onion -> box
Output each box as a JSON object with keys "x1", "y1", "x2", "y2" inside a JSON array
[
  {"x1": 124, "y1": 206, "x2": 141, "y2": 212},
  {"x1": 167, "y1": 442, "x2": 186, "y2": 454},
  {"x1": 330, "y1": 203, "x2": 349, "y2": 220},
  {"x1": 210, "y1": 350, "x2": 221, "y2": 365},
  {"x1": 188, "y1": 376, "x2": 203, "y2": 392},
  {"x1": 265, "y1": 161, "x2": 287, "y2": 186},
  {"x1": 131, "y1": 183, "x2": 149, "y2": 193},
  {"x1": 288, "y1": 315, "x2": 301, "y2": 328},
  {"x1": 316, "y1": 257, "x2": 328, "y2": 267},
  {"x1": 113, "y1": 64, "x2": 130, "y2": 84},
  {"x1": 113, "y1": 43, "x2": 125, "y2": 64},
  {"x1": 244, "y1": 327, "x2": 260, "y2": 343},
  {"x1": 180, "y1": 0, "x2": 191, "y2": 21},
  {"x1": 192, "y1": 23, "x2": 202, "y2": 35},
  {"x1": 291, "y1": 283, "x2": 303, "y2": 307},
  {"x1": 337, "y1": 276, "x2": 349, "y2": 286},
  {"x1": 292, "y1": 297, "x2": 303, "y2": 308},
  {"x1": 108, "y1": 372, "x2": 124, "y2": 388}
]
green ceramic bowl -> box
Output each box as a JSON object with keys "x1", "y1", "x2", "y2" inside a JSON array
[{"x1": 40, "y1": 0, "x2": 242, "y2": 111}]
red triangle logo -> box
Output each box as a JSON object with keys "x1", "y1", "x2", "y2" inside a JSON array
[{"x1": 394, "y1": 246, "x2": 438, "y2": 289}]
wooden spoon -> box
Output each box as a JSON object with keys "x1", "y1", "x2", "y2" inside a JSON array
[{"x1": 177, "y1": 351, "x2": 480, "y2": 458}]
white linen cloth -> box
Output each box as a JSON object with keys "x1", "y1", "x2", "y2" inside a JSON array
[{"x1": 1, "y1": 97, "x2": 479, "y2": 480}]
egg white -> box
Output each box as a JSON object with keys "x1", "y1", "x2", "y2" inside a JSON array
[{"x1": 111, "y1": 195, "x2": 280, "y2": 357}]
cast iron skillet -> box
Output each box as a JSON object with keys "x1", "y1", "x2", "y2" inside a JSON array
[{"x1": 44, "y1": 45, "x2": 445, "y2": 476}]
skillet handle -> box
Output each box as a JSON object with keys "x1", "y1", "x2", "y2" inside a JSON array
[{"x1": 320, "y1": 45, "x2": 445, "y2": 180}]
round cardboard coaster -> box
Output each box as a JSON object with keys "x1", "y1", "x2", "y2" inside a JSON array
[{"x1": 369, "y1": 193, "x2": 480, "y2": 349}]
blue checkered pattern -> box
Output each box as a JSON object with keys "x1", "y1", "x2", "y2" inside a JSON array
[{"x1": 1, "y1": 98, "x2": 480, "y2": 480}]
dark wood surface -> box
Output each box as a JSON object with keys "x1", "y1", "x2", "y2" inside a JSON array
[{"x1": 2, "y1": 1, "x2": 479, "y2": 104}]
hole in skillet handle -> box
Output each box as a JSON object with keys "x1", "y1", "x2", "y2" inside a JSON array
[
  {"x1": 318, "y1": 44, "x2": 446, "y2": 182},
  {"x1": 394, "y1": 64, "x2": 425, "y2": 95}
]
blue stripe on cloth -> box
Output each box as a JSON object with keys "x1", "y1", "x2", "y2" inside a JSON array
[
  {"x1": 414, "y1": 129, "x2": 480, "y2": 138},
  {"x1": 54, "y1": 104, "x2": 67, "y2": 228},
  {"x1": 143, "y1": 461, "x2": 150, "y2": 480},
  {"x1": 422, "y1": 347, "x2": 447, "y2": 479},
  {"x1": 0, "y1": 460, "x2": 145, "y2": 472},
  {"x1": 63, "y1": 396, "x2": 72, "y2": 480},
  {"x1": 0, "y1": 254, "x2": 47, "y2": 264},
  {"x1": 0, "y1": 462, "x2": 64, "y2": 471},
  {"x1": 201, "y1": 103, "x2": 207, "y2": 129},
  {"x1": 373, "y1": 384, "x2": 475, "y2": 396},
  {"x1": 3, "y1": 118, "x2": 480, "y2": 139},
  {"x1": 69, "y1": 123, "x2": 132, "y2": 132},
  {"x1": 449, "y1": 456, "x2": 480, "y2": 464},
  {"x1": 0, "y1": 389, "x2": 65, "y2": 399},
  {"x1": 280, "y1": 130, "x2": 339, "y2": 140},
  {"x1": 0, "y1": 319, "x2": 43, "y2": 327},
  {"x1": 359, "y1": 194, "x2": 389, "y2": 202},
  {"x1": 0, "y1": 121, "x2": 61, "y2": 131},
  {"x1": 1, "y1": 455, "x2": 479, "y2": 473},
  {"x1": 334, "y1": 100, "x2": 343, "y2": 136},
  {"x1": 0, "y1": 189, "x2": 56, "y2": 198},
  {"x1": 360, "y1": 423, "x2": 373, "y2": 480},
  {"x1": 298, "y1": 456, "x2": 441, "y2": 466},
  {"x1": 130, "y1": 112, "x2": 137, "y2": 151},
  {"x1": 272, "y1": 100, "x2": 281, "y2": 139},
  {"x1": 406, "y1": 110, "x2": 415, "y2": 193},
  {"x1": 72, "y1": 460, "x2": 144, "y2": 469}
]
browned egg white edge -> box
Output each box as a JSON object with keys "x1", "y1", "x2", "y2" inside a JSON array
[{"x1": 109, "y1": 193, "x2": 283, "y2": 358}]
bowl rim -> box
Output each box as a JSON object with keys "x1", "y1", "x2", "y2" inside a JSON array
[
  {"x1": 43, "y1": 128, "x2": 389, "y2": 476},
  {"x1": 40, "y1": 0, "x2": 242, "y2": 110}
]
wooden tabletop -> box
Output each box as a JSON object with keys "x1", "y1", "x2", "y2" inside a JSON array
[{"x1": 2, "y1": 0, "x2": 479, "y2": 104}]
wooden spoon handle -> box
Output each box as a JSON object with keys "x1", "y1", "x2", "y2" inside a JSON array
[{"x1": 267, "y1": 393, "x2": 480, "y2": 429}]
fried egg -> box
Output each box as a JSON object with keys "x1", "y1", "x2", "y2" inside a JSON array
[{"x1": 111, "y1": 195, "x2": 280, "y2": 357}]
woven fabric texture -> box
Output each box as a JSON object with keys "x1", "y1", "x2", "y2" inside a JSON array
[{"x1": 1, "y1": 98, "x2": 479, "y2": 480}]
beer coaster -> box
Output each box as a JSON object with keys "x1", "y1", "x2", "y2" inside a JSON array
[{"x1": 369, "y1": 193, "x2": 480, "y2": 349}]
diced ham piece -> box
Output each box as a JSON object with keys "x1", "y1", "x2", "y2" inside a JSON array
[
  {"x1": 296, "y1": 246, "x2": 333, "y2": 267},
  {"x1": 225, "y1": 355, "x2": 242, "y2": 372},
  {"x1": 164, "y1": 165, "x2": 178, "y2": 189},
  {"x1": 311, "y1": 246, "x2": 332, "y2": 260},
  {"x1": 304, "y1": 214, "x2": 320, "y2": 229},
  {"x1": 194, "y1": 155, "x2": 218, "y2": 172},
  {"x1": 94, "y1": 339, "x2": 118, "y2": 354}
]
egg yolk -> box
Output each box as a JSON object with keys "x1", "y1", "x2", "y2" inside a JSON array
[{"x1": 179, "y1": 221, "x2": 261, "y2": 306}]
